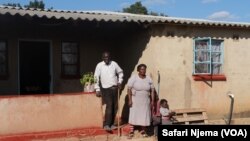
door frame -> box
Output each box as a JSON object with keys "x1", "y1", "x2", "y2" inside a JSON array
[{"x1": 18, "y1": 39, "x2": 53, "y2": 94}]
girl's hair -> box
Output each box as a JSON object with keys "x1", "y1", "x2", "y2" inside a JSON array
[
  {"x1": 137, "y1": 64, "x2": 147, "y2": 71},
  {"x1": 160, "y1": 99, "x2": 168, "y2": 105}
]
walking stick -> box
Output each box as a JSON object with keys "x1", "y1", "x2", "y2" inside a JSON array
[{"x1": 117, "y1": 87, "x2": 121, "y2": 137}]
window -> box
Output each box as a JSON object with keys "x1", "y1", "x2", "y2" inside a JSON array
[
  {"x1": 0, "y1": 40, "x2": 8, "y2": 79},
  {"x1": 61, "y1": 42, "x2": 79, "y2": 78},
  {"x1": 193, "y1": 38, "x2": 226, "y2": 80}
]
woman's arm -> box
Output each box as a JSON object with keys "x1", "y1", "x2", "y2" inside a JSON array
[
  {"x1": 150, "y1": 88, "x2": 155, "y2": 114},
  {"x1": 127, "y1": 75, "x2": 135, "y2": 107},
  {"x1": 151, "y1": 88, "x2": 155, "y2": 103},
  {"x1": 128, "y1": 88, "x2": 133, "y2": 107}
]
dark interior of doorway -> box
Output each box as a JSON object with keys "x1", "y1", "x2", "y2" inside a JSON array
[{"x1": 19, "y1": 41, "x2": 50, "y2": 94}]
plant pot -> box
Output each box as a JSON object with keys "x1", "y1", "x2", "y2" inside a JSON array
[{"x1": 83, "y1": 83, "x2": 95, "y2": 92}]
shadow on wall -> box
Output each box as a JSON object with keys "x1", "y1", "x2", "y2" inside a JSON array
[
  {"x1": 121, "y1": 95, "x2": 130, "y2": 124},
  {"x1": 116, "y1": 28, "x2": 151, "y2": 124},
  {"x1": 233, "y1": 110, "x2": 250, "y2": 118},
  {"x1": 79, "y1": 22, "x2": 151, "y2": 124}
]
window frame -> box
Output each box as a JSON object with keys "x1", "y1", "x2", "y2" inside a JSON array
[
  {"x1": 0, "y1": 40, "x2": 8, "y2": 79},
  {"x1": 193, "y1": 37, "x2": 226, "y2": 81},
  {"x1": 61, "y1": 41, "x2": 80, "y2": 79}
]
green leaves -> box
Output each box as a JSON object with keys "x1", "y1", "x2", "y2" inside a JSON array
[
  {"x1": 123, "y1": 2, "x2": 148, "y2": 15},
  {"x1": 80, "y1": 72, "x2": 96, "y2": 85}
]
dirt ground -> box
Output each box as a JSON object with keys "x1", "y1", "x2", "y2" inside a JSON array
[
  {"x1": 32, "y1": 130, "x2": 157, "y2": 141},
  {"x1": 32, "y1": 135, "x2": 156, "y2": 141},
  {"x1": 11, "y1": 118, "x2": 250, "y2": 141}
]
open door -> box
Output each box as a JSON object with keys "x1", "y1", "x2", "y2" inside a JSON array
[{"x1": 19, "y1": 41, "x2": 50, "y2": 94}]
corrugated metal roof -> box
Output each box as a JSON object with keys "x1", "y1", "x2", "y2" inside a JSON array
[{"x1": 1, "y1": 5, "x2": 250, "y2": 28}]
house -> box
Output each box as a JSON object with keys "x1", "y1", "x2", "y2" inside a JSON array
[{"x1": 1, "y1": 6, "x2": 250, "y2": 129}]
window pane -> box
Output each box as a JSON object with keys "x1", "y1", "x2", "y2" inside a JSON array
[
  {"x1": 195, "y1": 63, "x2": 210, "y2": 73},
  {"x1": 0, "y1": 65, "x2": 6, "y2": 75},
  {"x1": 195, "y1": 41, "x2": 209, "y2": 50},
  {"x1": 195, "y1": 51, "x2": 210, "y2": 62},
  {"x1": 193, "y1": 38, "x2": 224, "y2": 75},
  {"x1": 0, "y1": 52, "x2": 6, "y2": 63},
  {"x1": 212, "y1": 53, "x2": 221, "y2": 63},
  {"x1": 62, "y1": 54, "x2": 77, "y2": 64},
  {"x1": 64, "y1": 65, "x2": 77, "y2": 75},
  {"x1": 62, "y1": 43, "x2": 78, "y2": 53},
  {"x1": 0, "y1": 42, "x2": 6, "y2": 51},
  {"x1": 211, "y1": 41, "x2": 222, "y2": 52},
  {"x1": 212, "y1": 64, "x2": 222, "y2": 74},
  {"x1": 61, "y1": 41, "x2": 79, "y2": 77}
]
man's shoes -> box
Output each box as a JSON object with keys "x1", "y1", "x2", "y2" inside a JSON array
[
  {"x1": 103, "y1": 125, "x2": 111, "y2": 131},
  {"x1": 103, "y1": 125, "x2": 117, "y2": 131},
  {"x1": 110, "y1": 125, "x2": 117, "y2": 130}
]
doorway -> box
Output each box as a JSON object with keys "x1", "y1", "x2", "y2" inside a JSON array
[{"x1": 19, "y1": 41, "x2": 51, "y2": 94}]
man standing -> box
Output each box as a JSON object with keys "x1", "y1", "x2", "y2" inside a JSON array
[{"x1": 94, "y1": 51, "x2": 123, "y2": 131}]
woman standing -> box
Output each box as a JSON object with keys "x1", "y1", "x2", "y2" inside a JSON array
[{"x1": 127, "y1": 64, "x2": 155, "y2": 138}]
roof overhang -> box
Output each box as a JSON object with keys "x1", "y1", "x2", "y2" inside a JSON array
[{"x1": 0, "y1": 6, "x2": 250, "y2": 29}]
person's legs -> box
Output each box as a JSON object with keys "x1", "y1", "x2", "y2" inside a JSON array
[
  {"x1": 162, "y1": 119, "x2": 172, "y2": 125},
  {"x1": 127, "y1": 124, "x2": 134, "y2": 139},
  {"x1": 102, "y1": 88, "x2": 113, "y2": 129},
  {"x1": 154, "y1": 126, "x2": 158, "y2": 137},
  {"x1": 110, "y1": 87, "x2": 118, "y2": 128},
  {"x1": 152, "y1": 116, "x2": 161, "y2": 136},
  {"x1": 140, "y1": 126, "x2": 148, "y2": 137}
]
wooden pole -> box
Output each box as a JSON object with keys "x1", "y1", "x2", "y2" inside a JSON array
[
  {"x1": 117, "y1": 87, "x2": 121, "y2": 137},
  {"x1": 157, "y1": 71, "x2": 160, "y2": 97}
]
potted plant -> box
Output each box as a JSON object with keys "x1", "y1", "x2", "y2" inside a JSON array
[{"x1": 80, "y1": 72, "x2": 96, "y2": 92}]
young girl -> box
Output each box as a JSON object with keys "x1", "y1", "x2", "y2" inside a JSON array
[
  {"x1": 159, "y1": 99, "x2": 176, "y2": 125},
  {"x1": 153, "y1": 99, "x2": 176, "y2": 137}
]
